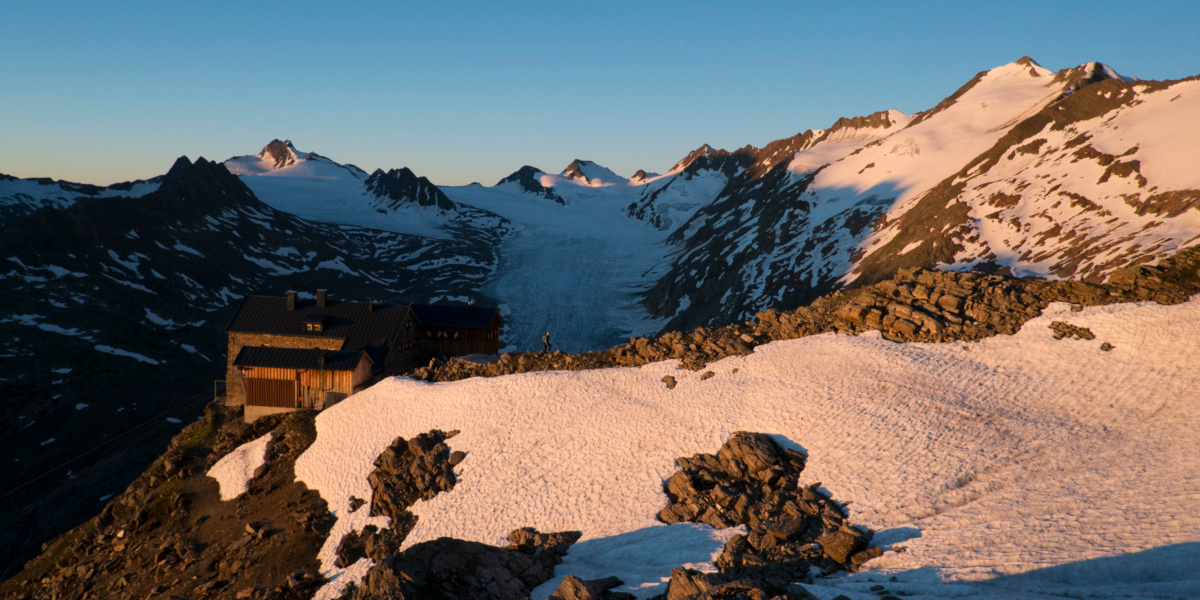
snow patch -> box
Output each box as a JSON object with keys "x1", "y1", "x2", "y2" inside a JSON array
[
  {"x1": 207, "y1": 432, "x2": 273, "y2": 502},
  {"x1": 94, "y1": 345, "x2": 160, "y2": 365}
]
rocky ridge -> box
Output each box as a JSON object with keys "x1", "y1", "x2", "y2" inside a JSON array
[{"x1": 364, "y1": 167, "x2": 457, "y2": 212}]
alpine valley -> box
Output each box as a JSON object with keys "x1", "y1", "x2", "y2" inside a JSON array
[{"x1": 2, "y1": 57, "x2": 1200, "y2": 599}]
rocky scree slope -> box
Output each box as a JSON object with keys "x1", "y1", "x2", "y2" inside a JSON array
[
  {"x1": 0, "y1": 156, "x2": 500, "y2": 580},
  {"x1": 0, "y1": 405, "x2": 333, "y2": 600}
]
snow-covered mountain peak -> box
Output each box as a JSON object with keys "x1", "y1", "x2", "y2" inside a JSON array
[
  {"x1": 629, "y1": 169, "x2": 660, "y2": 184},
  {"x1": 256, "y1": 139, "x2": 303, "y2": 169},
  {"x1": 999, "y1": 56, "x2": 1056, "y2": 79},
  {"x1": 224, "y1": 140, "x2": 367, "y2": 181},
  {"x1": 561, "y1": 159, "x2": 626, "y2": 186},
  {"x1": 491, "y1": 166, "x2": 566, "y2": 203},
  {"x1": 667, "y1": 143, "x2": 741, "y2": 174},
  {"x1": 497, "y1": 165, "x2": 545, "y2": 186}
]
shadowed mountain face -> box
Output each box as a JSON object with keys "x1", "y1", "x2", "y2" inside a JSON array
[
  {"x1": 0, "y1": 157, "x2": 502, "y2": 578},
  {"x1": 365, "y1": 167, "x2": 457, "y2": 212},
  {"x1": 0, "y1": 173, "x2": 162, "y2": 229},
  {"x1": 497, "y1": 166, "x2": 565, "y2": 204}
]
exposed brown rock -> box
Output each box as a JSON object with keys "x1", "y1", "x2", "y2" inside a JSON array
[
  {"x1": 343, "y1": 528, "x2": 581, "y2": 600},
  {"x1": 1049, "y1": 321, "x2": 1096, "y2": 340},
  {"x1": 549, "y1": 574, "x2": 633, "y2": 600},
  {"x1": 656, "y1": 432, "x2": 876, "y2": 599},
  {"x1": 369, "y1": 430, "x2": 460, "y2": 521}
]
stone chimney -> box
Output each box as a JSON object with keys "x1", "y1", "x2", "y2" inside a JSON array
[
  {"x1": 286, "y1": 291, "x2": 297, "y2": 311},
  {"x1": 366, "y1": 297, "x2": 374, "y2": 312},
  {"x1": 317, "y1": 289, "x2": 328, "y2": 308}
]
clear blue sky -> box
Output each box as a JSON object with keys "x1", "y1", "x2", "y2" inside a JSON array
[{"x1": 2, "y1": 1, "x2": 1198, "y2": 186}]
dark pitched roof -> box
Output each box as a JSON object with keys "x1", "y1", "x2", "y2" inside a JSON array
[
  {"x1": 233, "y1": 346, "x2": 369, "y2": 371},
  {"x1": 410, "y1": 304, "x2": 501, "y2": 330},
  {"x1": 226, "y1": 295, "x2": 409, "y2": 348}
]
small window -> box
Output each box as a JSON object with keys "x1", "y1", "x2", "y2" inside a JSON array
[{"x1": 303, "y1": 314, "x2": 327, "y2": 332}]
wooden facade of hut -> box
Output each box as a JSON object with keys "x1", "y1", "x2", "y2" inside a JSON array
[{"x1": 233, "y1": 347, "x2": 373, "y2": 411}]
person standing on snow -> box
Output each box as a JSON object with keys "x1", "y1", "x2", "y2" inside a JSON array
[{"x1": 542, "y1": 332, "x2": 551, "y2": 352}]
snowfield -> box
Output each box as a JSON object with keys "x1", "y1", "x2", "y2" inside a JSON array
[{"x1": 280, "y1": 295, "x2": 1200, "y2": 599}]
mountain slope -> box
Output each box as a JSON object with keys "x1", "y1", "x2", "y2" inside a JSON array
[
  {"x1": 4, "y1": 55, "x2": 1200, "y2": 581},
  {"x1": 643, "y1": 58, "x2": 1200, "y2": 332},
  {"x1": 0, "y1": 156, "x2": 503, "y2": 578}
]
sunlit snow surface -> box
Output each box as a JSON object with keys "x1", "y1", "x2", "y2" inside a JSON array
[{"x1": 285, "y1": 296, "x2": 1200, "y2": 599}]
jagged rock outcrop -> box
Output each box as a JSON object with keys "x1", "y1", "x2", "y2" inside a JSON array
[
  {"x1": 655, "y1": 432, "x2": 876, "y2": 600},
  {"x1": 364, "y1": 167, "x2": 456, "y2": 211},
  {"x1": 342, "y1": 528, "x2": 581, "y2": 600},
  {"x1": 548, "y1": 575, "x2": 633, "y2": 600},
  {"x1": 369, "y1": 430, "x2": 461, "y2": 519},
  {"x1": 327, "y1": 429, "x2": 464, "y2": 564},
  {"x1": 333, "y1": 431, "x2": 589, "y2": 600},
  {"x1": 1049, "y1": 321, "x2": 1096, "y2": 340},
  {"x1": 663, "y1": 567, "x2": 818, "y2": 600}
]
